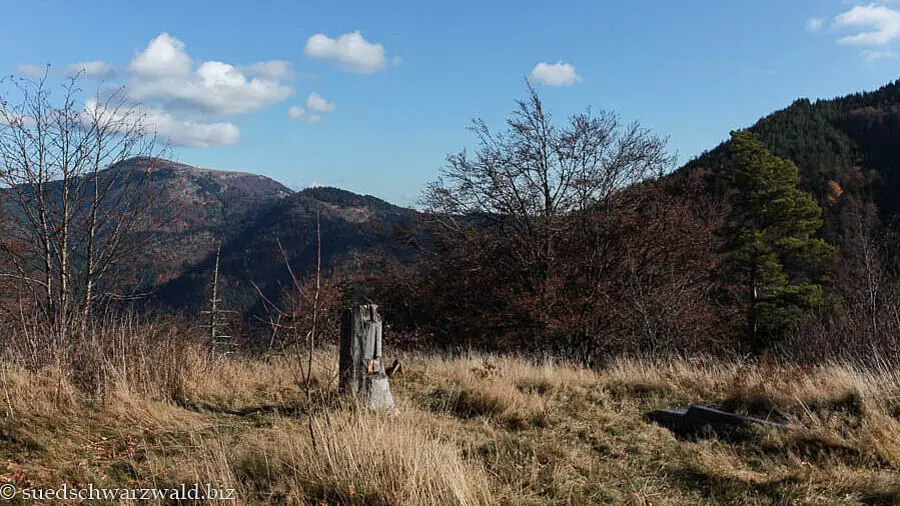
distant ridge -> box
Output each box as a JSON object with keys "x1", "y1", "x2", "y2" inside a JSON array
[{"x1": 153, "y1": 181, "x2": 419, "y2": 318}]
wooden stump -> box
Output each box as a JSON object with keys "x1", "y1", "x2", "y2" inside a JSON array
[{"x1": 339, "y1": 304, "x2": 395, "y2": 410}]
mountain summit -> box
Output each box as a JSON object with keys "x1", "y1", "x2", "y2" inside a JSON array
[{"x1": 112, "y1": 157, "x2": 293, "y2": 286}]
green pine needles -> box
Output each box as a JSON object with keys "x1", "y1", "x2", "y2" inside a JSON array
[{"x1": 722, "y1": 131, "x2": 835, "y2": 350}]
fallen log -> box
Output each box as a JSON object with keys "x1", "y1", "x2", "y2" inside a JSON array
[{"x1": 647, "y1": 405, "x2": 789, "y2": 439}]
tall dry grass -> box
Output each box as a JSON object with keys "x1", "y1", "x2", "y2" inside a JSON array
[
  {"x1": 175, "y1": 411, "x2": 491, "y2": 505},
  {"x1": 0, "y1": 320, "x2": 899, "y2": 504}
]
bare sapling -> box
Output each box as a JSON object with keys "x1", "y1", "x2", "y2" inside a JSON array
[
  {"x1": 0, "y1": 68, "x2": 168, "y2": 356},
  {"x1": 255, "y1": 209, "x2": 325, "y2": 395}
]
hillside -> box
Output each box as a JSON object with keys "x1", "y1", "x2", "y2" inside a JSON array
[
  {"x1": 113, "y1": 157, "x2": 294, "y2": 286},
  {"x1": 1, "y1": 156, "x2": 418, "y2": 322},
  {"x1": 0, "y1": 157, "x2": 294, "y2": 290},
  {"x1": 153, "y1": 186, "x2": 418, "y2": 317},
  {"x1": 677, "y1": 79, "x2": 900, "y2": 233}
]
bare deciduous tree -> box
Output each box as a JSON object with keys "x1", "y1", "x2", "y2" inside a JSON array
[
  {"x1": 423, "y1": 81, "x2": 675, "y2": 290},
  {"x1": 0, "y1": 69, "x2": 165, "y2": 339}
]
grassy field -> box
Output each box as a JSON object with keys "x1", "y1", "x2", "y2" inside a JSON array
[{"x1": 1, "y1": 334, "x2": 899, "y2": 505}]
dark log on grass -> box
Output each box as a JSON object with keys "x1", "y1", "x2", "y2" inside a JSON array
[
  {"x1": 339, "y1": 304, "x2": 395, "y2": 410},
  {"x1": 647, "y1": 405, "x2": 788, "y2": 439}
]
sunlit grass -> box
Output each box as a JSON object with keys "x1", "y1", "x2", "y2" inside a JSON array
[{"x1": 0, "y1": 328, "x2": 898, "y2": 504}]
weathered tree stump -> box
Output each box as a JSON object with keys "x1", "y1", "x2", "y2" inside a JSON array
[{"x1": 339, "y1": 304, "x2": 395, "y2": 410}]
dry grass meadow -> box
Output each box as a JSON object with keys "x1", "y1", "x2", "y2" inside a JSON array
[{"x1": 1, "y1": 324, "x2": 899, "y2": 505}]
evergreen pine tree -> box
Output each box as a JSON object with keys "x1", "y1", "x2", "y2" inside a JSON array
[{"x1": 722, "y1": 131, "x2": 835, "y2": 350}]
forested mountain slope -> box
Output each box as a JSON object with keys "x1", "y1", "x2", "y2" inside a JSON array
[
  {"x1": 677, "y1": 79, "x2": 900, "y2": 233},
  {"x1": 153, "y1": 186, "x2": 418, "y2": 318}
]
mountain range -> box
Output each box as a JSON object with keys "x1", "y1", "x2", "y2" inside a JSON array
[
  {"x1": 103, "y1": 77, "x2": 900, "y2": 322},
  {"x1": 6, "y1": 78, "x2": 900, "y2": 327}
]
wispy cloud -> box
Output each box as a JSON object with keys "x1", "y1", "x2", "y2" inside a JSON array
[
  {"x1": 15, "y1": 64, "x2": 46, "y2": 78},
  {"x1": 287, "y1": 105, "x2": 324, "y2": 124},
  {"x1": 834, "y1": 4, "x2": 900, "y2": 45},
  {"x1": 66, "y1": 60, "x2": 115, "y2": 79},
  {"x1": 862, "y1": 49, "x2": 899, "y2": 62},
  {"x1": 288, "y1": 106, "x2": 305, "y2": 120},
  {"x1": 241, "y1": 60, "x2": 295, "y2": 80},
  {"x1": 806, "y1": 18, "x2": 825, "y2": 33}
]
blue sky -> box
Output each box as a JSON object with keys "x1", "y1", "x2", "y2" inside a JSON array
[{"x1": 3, "y1": 0, "x2": 900, "y2": 205}]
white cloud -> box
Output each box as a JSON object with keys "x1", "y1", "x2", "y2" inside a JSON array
[
  {"x1": 834, "y1": 4, "x2": 900, "y2": 45},
  {"x1": 304, "y1": 31, "x2": 394, "y2": 73},
  {"x1": 67, "y1": 60, "x2": 115, "y2": 79},
  {"x1": 288, "y1": 106, "x2": 305, "y2": 119},
  {"x1": 305, "y1": 92, "x2": 334, "y2": 112},
  {"x1": 806, "y1": 18, "x2": 825, "y2": 33},
  {"x1": 82, "y1": 99, "x2": 239, "y2": 148},
  {"x1": 242, "y1": 60, "x2": 295, "y2": 80},
  {"x1": 16, "y1": 64, "x2": 45, "y2": 78},
  {"x1": 288, "y1": 92, "x2": 334, "y2": 123},
  {"x1": 862, "y1": 49, "x2": 899, "y2": 61},
  {"x1": 529, "y1": 61, "x2": 583, "y2": 87},
  {"x1": 129, "y1": 33, "x2": 193, "y2": 78},
  {"x1": 126, "y1": 33, "x2": 294, "y2": 115},
  {"x1": 148, "y1": 109, "x2": 240, "y2": 147},
  {"x1": 287, "y1": 105, "x2": 324, "y2": 124},
  {"x1": 12, "y1": 33, "x2": 297, "y2": 149}
]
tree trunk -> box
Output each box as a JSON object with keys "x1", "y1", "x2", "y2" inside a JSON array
[{"x1": 339, "y1": 304, "x2": 395, "y2": 410}]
